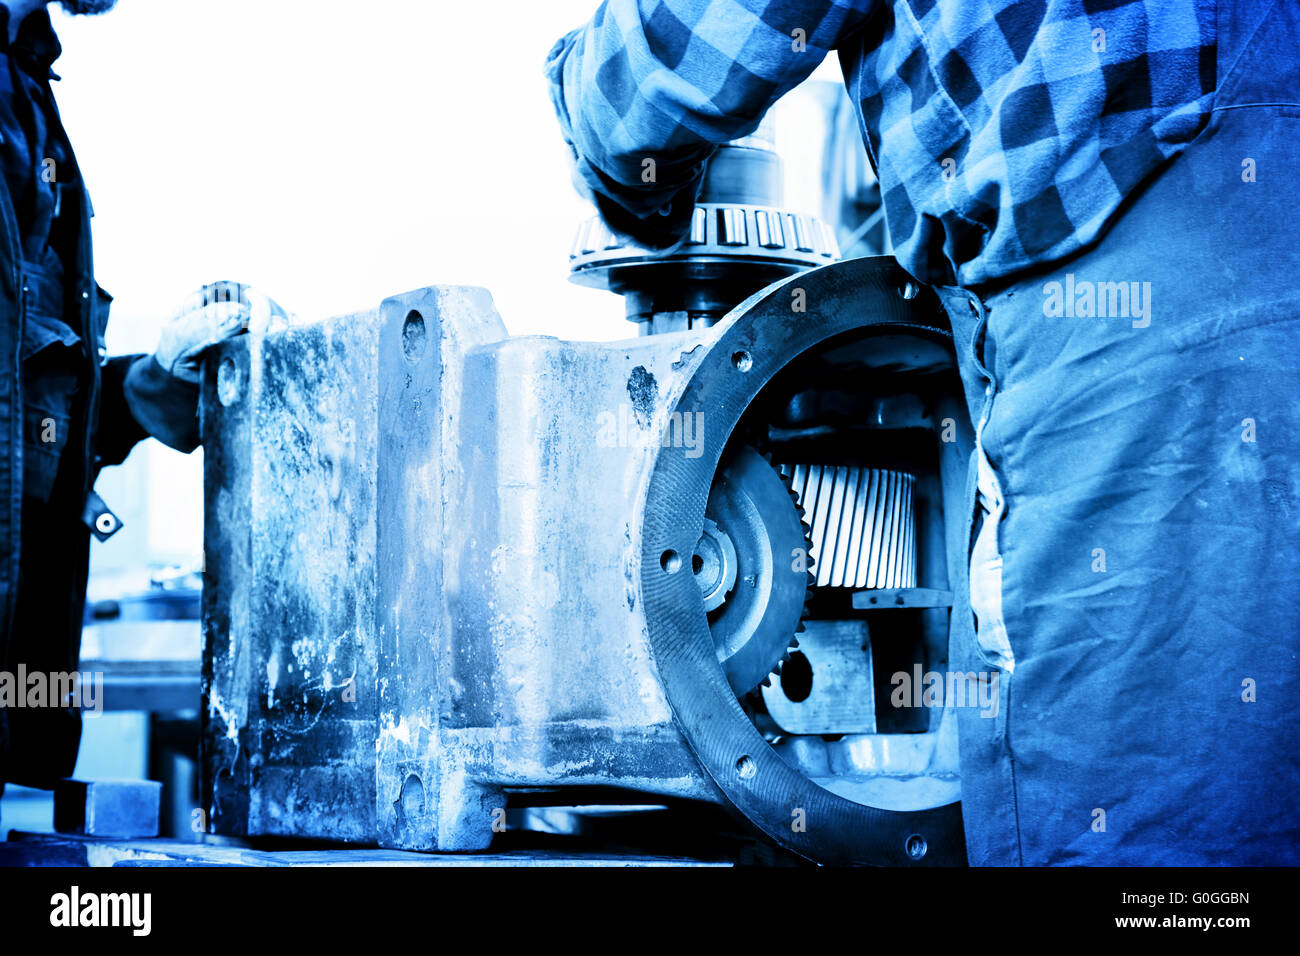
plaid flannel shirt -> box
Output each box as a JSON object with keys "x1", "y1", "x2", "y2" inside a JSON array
[{"x1": 545, "y1": 0, "x2": 1216, "y2": 287}]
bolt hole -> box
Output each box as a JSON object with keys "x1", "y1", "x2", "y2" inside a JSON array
[
  {"x1": 216, "y1": 357, "x2": 242, "y2": 407},
  {"x1": 660, "y1": 550, "x2": 682, "y2": 574},
  {"x1": 402, "y1": 310, "x2": 427, "y2": 363},
  {"x1": 691, "y1": 553, "x2": 704, "y2": 574},
  {"x1": 731, "y1": 350, "x2": 753, "y2": 372},
  {"x1": 735, "y1": 754, "x2": 757, "y2": 780},
  {"x1": 905, "y1": 833, "x2": 928, "y2": 860},
  {"x1": 780, "y1": 651, "x2": 813, "y2": 703}
]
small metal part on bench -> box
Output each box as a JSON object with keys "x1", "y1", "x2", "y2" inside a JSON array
[{"x1": 54, "y1": 778, "x2": 162, "y2": 838}]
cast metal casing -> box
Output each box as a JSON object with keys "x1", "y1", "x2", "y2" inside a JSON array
[
  {"x1": 200, "y1": 257, "x2": 969, "y2": 863},
  {"x1": 202, "y1": 286, "x2": 721, "y2": 849}
]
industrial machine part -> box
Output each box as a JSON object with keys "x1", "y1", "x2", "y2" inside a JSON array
[
  {"x1": 702, "y1": 445, "x2": 810, "y2": 696},
  {"x1": 569, "y1": 127, "x2": 839, "y2": 333},
  {"x1": 201, "y1": 136, "x2": 975, "y2": 865},
  {"x1": 786, "y1": 464, "x2": 918, "y2": 590}
]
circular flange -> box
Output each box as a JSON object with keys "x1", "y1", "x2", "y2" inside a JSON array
[{"x1": 639, "y1": 255, "x2": 966, "y2": 866}]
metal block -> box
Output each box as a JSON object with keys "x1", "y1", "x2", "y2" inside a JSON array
[
  {"x1": 54, "y1": 778, "x2": 161, "y2": 838},
  {"x1": 201, "y1": 312, "x2": 380, "y2": 842},
  {"x1": 371, "y1": 287, "x2": 715, "y2": 850},
  {"x1": 761, "y1": 620, "x2": 876, "y2": 736},
  {"x1": 373, "y1": 286, "x2": 510, "y2": 851},
  {"x1": 199, "y1": 258, "x2": 973, "y2": 863}
]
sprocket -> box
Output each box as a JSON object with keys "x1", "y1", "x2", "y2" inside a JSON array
[{"x1": 694, "y1": 444, "x2": 812, "y2": 695}]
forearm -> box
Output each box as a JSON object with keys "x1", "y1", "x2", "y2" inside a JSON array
[
  {"x1": 546, "y1": 0, "x2": 873, "y2": 246},
  {"x1": 105, "y1": 353, "x2": 200, "y2": 460}
]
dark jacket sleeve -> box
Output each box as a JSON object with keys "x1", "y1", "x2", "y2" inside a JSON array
[{"x1": 98, "y1": 353, "x2": 200, "y2": 465}]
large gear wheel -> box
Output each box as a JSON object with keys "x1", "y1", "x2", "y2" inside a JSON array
[{"x1": 693, "y1": 444, "x2": 811, "y2": 696}]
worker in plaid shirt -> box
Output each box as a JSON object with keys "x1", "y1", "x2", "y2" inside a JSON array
[{"x1": 548, "y1": 0, "x2": 1300, "y2": 865}]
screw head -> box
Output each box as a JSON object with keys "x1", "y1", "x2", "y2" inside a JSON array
[{"x1": 905, "y1": 833, "x2": 928, "y2": 860}]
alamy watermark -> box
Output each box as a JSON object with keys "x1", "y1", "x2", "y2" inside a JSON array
[
  {"x1": 0, "y1": 666, "x2": 102, "y2": 715},
  {"x1": 890, "y1": 664, "x2": 1000, "y2": 718},
  {"x1": 50, "y1": 886, "x2": 150, "y2": 936},
  {"x1": 595, "y1": 404, "x2": 704, "y2": 459},
  {"x1": 1043, "y1": 274, "x2": 1151, "y2": 328}
]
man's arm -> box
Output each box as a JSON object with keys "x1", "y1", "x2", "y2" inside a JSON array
[
  {"x1": 95, "y1": 281, "x2": 290, "y2": 465},
  {"x1": 115, "y1": 354, "x2": 202, "y2": 457},
  {"x1": 546, "y1": 0, "x2": 874, "y2": 248},
  {"x1": 96, "y1": 353, "x2": 193, "y2": 466}
]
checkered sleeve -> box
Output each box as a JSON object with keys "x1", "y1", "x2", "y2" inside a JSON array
[
  {"x1": 546, "y1": 0, "x2": 875, "y2": 249},
  {"x1": 843, "y1": 0, "x2": 1216, "y2": 285}
]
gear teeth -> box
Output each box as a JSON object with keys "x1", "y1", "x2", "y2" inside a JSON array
[
  {"x1": 751, "y1": 455, "x2": 819, "y2": 694},
  {"x1": 789, "y1": 466, "x2": 814, "y2": 660}
]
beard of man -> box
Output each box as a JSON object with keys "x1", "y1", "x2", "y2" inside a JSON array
[{"x1": 59, "y1": 0, "x2": 119, "y2": 14}]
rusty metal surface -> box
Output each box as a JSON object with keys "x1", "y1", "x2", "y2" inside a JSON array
[
  {"x1": 202, "y1": 287, "x2": 722, "y2": 849},
  {"x1": 374, "y1": 290, "x2": 719, "y2": 849},
  {"x1": 201, "y1": 314, "x2": 379, "y2": 842},
  {"x1": 199, "y1": 258, "x2": 972, "y2": 862}
]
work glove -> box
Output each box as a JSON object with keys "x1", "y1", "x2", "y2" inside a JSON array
[
  {"x1": 122, "y1": 281, "x2": 293, "y2": 453},
  {"x1": 154, "y1": 280, "x2": 293, "y2": 382}
]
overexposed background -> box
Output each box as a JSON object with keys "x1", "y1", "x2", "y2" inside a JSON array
[{"x1": 47, "y1": 0, "x2": 844, "y2": 575}]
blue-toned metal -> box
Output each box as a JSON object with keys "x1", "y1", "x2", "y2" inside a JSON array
[{"x1": 200, "y1": 257, "x2": 972, "y2": 863}]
